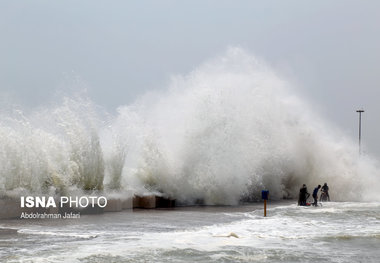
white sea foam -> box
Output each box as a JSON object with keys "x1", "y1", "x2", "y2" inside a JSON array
[
  {"x1": 1, "y1": 202, "x2": 379, "y2": 262},
  {"x1": 17, "y1": 229, "x2": 97, "y2": 239}
]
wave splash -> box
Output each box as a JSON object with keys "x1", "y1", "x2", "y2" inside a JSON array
[{"x1": 1, "y1": 48, "x2": 379, "y2": 204}]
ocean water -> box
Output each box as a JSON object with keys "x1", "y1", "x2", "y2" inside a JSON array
[{"x1": 1, "y1": 201, "x2": 379, "y2": 262}]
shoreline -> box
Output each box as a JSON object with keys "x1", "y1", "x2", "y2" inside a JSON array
[{"x1": 0, "y1": 198, "x2": 296, "y2": 220}]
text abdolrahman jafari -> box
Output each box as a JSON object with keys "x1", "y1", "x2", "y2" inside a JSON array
[{"x1": 21, "y1": 196, "x2": 108, "y2": 208}]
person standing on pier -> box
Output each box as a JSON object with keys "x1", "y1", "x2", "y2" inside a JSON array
[
  {"x1": 298, "y1": 184, "x2": 309, "y2": 206},
  {"x1": 312, "y1": 185, "x2": 321, "y2": 206},
  {"x1": 320, "y1": 183, "x2": 330, "y2": 201}
]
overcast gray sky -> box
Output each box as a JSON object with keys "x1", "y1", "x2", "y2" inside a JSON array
[{"x1": 1, "y1": 0, "x2": 379, "y2": 157}]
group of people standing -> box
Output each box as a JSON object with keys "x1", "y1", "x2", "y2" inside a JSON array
[{"x1": 298, "y1": 183, "x2": 330, "y2": 206}]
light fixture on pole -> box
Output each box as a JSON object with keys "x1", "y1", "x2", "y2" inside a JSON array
[{"x1": 356, "y1": 109, "x2": 364, "y2": 155}]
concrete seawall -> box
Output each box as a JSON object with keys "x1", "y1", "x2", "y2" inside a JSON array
[
  {"x1": 0, "y1": 195, "x2": 175, "y2": 219},
  {"x1": 0, "y1": 198, "x2": 61, "y2": 219},
  {"x1": 133, "y1": 195, "x2": 176, "y2": 209}
]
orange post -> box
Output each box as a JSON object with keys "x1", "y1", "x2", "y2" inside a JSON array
[
  {"x1": 264, "y1": 199, "x2": 267, "y2": 217},
  {"x1": 262, "y1": 190, "x2": 269, "y2": 217}
]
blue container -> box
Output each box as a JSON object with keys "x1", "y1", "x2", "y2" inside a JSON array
[{"x1": 261, "y1": 190, "x2": 269, "y2": 200}]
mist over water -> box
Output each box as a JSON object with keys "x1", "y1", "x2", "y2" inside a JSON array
[{"x1": 1, "y1": 48, "x2": 379, "y2": 204}]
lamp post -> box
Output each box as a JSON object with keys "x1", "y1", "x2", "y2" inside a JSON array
[{"x1": 356, "y1": 109, "x2": 364, "y2": 155}]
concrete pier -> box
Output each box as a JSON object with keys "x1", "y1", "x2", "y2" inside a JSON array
[
  {"x1": 0, "y1": 198, "x2": 65, "y2": 219},
  {"x1": 156, "y1": 196, "x2": 176, "y2": 208},
  {"x1": 104, "y1": 198, "x2": 122, "y2": 212},
  {"x1": 0, "y1": 198, "x2": 24, "y2": 219},
  {"x1": 0, "y1": 194, "x2": 175, "y2": 219},
  {"x1": 133, "y1": 195, "x2": 176, "y2": 209},
  {"x1": 122, "y1": 197, "x2": 133, "y2": 209},
  {"x1": 59, "y1": 203, "x2": 104, "y2": 215}
]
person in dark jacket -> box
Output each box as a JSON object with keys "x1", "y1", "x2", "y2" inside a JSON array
[
  {"x1": 312, "y1": 185, "x2": 321, "y2": 206},
  {"x1": 320, "y1": 183, "x2": 330, "y2": 201},
  {"x1": 298, "y1": 184, "x2": 309, "y2": 206}
]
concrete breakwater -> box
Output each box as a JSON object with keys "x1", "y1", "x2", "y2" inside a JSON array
[{"x1": 0, "y1": 195, "x2": 176, "y2": 219}]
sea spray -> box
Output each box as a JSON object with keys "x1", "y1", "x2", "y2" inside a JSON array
[
  {"x1": 0, "y1": 108, "x2": 64, "y2": 194},
  {"x1": 0, "y1": 96, "x2": 105, "y2": 195},
  {"x1": 53, "y1": 97, "x2": 105, "y2": 191},
  {"x1": 101, "y1": 119, "x2": 128, "y2": 190},
  {"x1": 114, "y1": 48, "x2": 379, "y2": 204},
  {"x1": 0, "y1": 48, "x2": 379, "y2": 204}
]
